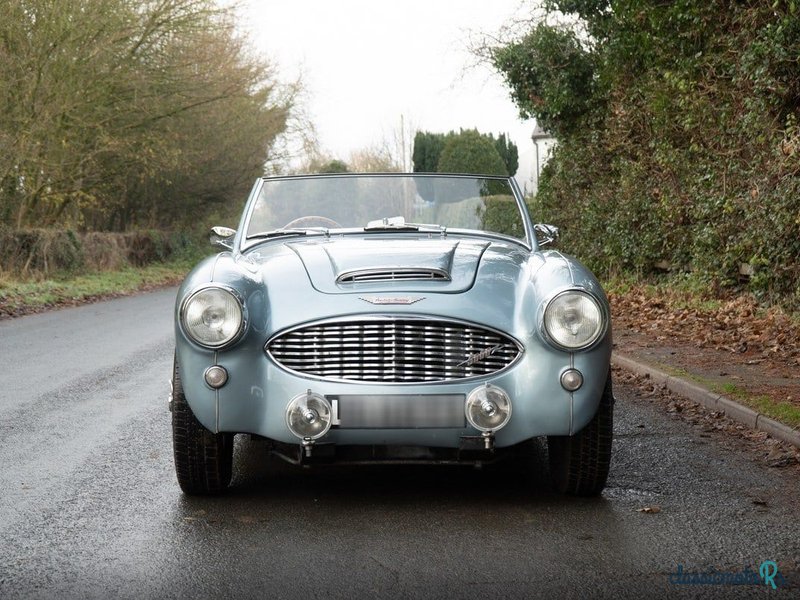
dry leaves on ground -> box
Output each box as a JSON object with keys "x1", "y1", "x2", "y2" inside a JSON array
[{"x1": 610, "y1": 290, "x2": 800, "y2": 368}]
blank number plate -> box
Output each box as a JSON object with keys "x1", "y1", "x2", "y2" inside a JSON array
[{"x1": 331, "y1": 394, "x2": 466, "y2": 429}]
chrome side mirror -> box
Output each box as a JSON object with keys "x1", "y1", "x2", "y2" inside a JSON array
[
  {"x1": 209, "y1": 226, "x2": 236, "y2": 249},
  {"x1": 534, "y1": 223, "x2": 560, "y2": 247}
]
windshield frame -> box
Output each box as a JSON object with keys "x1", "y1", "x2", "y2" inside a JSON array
[{"x1": 234, "y1": 173, "x2": 535, "y2": 252}]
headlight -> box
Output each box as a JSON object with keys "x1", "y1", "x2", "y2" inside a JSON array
[
  {"x1": 181, "y1": 286, "x2": 244, "y2": 348},
  {"x1": 543, "y1": 290, "x2": 606, "y2": 351}
]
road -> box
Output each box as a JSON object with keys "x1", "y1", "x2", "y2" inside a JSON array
[{"x1": 0, "y1": 289, "x2": 798, "y2": 599}]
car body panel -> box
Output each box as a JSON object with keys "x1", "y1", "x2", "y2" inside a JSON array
[{"x1": 285, "y1": 238, "x2": 490, "y2": 294}]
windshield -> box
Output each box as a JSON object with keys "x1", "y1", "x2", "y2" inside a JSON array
[{"x1": 243, "y1": 174, "x2": 528, "y2": 243}]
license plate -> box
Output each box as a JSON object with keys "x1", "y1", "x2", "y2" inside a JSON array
[{"x1": 331, "y1": 394, "x2": 466, "y2": 429}]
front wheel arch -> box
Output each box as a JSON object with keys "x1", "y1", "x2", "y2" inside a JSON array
[
  {"x1": 171, "y1": 357, "x2": 234, "y2": 495},
  {"x1": 547, "y1": 369, "x2": 614, "y2": 496}
]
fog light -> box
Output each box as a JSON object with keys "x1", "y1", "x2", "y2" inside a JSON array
[
  {"x1": 560, "y1": 368, "x2": 583, "y2": 392},
  {"x1": 465, "y1": 384, "x2": 512, "y2": 432},
  {"x1": 286, "y1": 390, "x2": 332, "y2": 440},
  {"x1": 204, "y1": 365, "x2": 228, "y2": 388}
]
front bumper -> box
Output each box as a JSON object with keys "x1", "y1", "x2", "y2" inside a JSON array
[{"x1": 176, "y1": 337, "x2": 611, "y2": 449}]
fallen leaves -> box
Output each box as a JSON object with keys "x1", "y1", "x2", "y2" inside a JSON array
[
  {"x1": 611, "y1": 286, "x2": 800, "y2": 413},
  {"x1": 610, "y1": 290, "x2": 800, "y2": 368},
  {"x1": 637, "y1": 505, "x2": 662, "y2": 514}
]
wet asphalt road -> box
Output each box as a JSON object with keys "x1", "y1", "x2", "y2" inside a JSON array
[{"x1": 0, "y1": 289, "x2": 798, "y2": 599}]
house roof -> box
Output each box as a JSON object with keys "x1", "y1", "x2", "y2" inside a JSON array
[{"x1": 531, "y1": 123, "x2": 551, "y2": 141}]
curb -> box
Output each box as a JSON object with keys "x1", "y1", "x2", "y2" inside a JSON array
[{"x1": 611, "y1": 352, "x2": 800, "y2": 449}]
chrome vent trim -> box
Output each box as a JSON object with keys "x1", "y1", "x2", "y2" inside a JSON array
[
  {"x1": 337, "y1": 268, "x2": 450, "y2": 284},
  {"x1": 266, "y1": 318, "x2": 521, "y2": 383}
]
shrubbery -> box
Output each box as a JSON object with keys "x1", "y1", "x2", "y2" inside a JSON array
[
  {"x1": 492, "y1": 0, "x2": 800, "y2": 308},
  {"x1": 0, "y1": 227, "x2": 196, "y2": 278}
]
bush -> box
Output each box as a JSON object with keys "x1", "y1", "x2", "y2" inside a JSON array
[
  {"x1": 0, "y1": 227, "x2": 84, "y2": 275},
  {"x1": 0, "y1": 228, "x2": 196, "y2": 278},
  {"x1": 438, "y1": 130, "x2": 508, "y2": 176},
  {"x1": 494, "y1": 0, "x2": 800, "y2": 309}
]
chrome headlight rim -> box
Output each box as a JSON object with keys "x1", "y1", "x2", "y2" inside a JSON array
[
  {"x1": 465, "y1": 383, "x2": 513, "y2": 433},
  {"x1": 180, "y1": 284, "x2": 247, "y2": 350},
  {"x1": 285, "y1": 391, "x2": 333, "y2": 440},
  {"x1": 541, "y1": 288, "x2": 608, "y2": 352}
]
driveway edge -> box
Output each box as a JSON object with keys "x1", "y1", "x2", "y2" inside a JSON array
[{"x1": 612, "y1": 352, "x2": 800, "y2": 449}]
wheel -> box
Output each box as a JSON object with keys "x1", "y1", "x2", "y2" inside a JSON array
[
  {"x1": 171, "y1": 358, "x2": 233, "y2": 495},
  {"x1": 547, "y1": 370, "x2": 614, "y2": 496},
  {"x1": 284, "y1": 215, "x2": 342, "y2": 229}
]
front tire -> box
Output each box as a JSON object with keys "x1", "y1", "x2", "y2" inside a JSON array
[
  {"x1": 547, "y1": 371, "x2": 614, "y2": 496},
  {"x1": 171, "y1": 359, "x2": 233, "y2": 495}
]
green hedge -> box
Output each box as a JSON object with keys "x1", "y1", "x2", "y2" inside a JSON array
[
  {"x1": 493, "y1": 0, "x2": 800, "y2": 308},
  {"x1": 0, "y1": 227, "x2": 194, "y2": 277}
]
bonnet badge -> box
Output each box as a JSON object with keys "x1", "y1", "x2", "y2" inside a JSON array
[{"x1": 359, "y1": 296, "x2": 425, "y2": 305}]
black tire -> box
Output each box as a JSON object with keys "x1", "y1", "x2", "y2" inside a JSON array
[
  {"x1": 547, "y1": 370, "x2": 614, "y2": 496},
  {"x1": 171, "y1": 358, "x2": 233, "y2": 495}
]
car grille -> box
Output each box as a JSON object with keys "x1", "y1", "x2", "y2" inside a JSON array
[
  {"x1": 266, "y1": 318, "x2": 520, "y2": 383},
  {"x1": 337, "y1": 269, "x2": 449, "y2": 283}
]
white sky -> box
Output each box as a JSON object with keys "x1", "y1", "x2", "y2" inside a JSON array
[{"x1": 238, "y1": 0, "x2": 540, "y2": 190}]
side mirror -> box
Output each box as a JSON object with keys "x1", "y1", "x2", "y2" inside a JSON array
[
  {"x1": 210, "y1": 226, "x2": 236, "y2": 249},
  {"x1": 534, "y1": 223, "x2": 560, "y2": 247}
]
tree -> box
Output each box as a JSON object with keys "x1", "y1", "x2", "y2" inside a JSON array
[
  {"x1": 412, "y1": 131, "x2": 446, "y2": 173},
  {"x1": 491, "y1": 22, "x2": 596, "y2": 137},
  {"x1": 412, "y1": 129, "x2": 517, "y2": 175},
  {"x1": 348, "y1": 145, "x2": 401, "y2": 172},
  {"x1": 0, "y1": 0, "x2": 292, "y2": 231},
  {"x1": 437, "y1": 130, "x2": 508, "y2": 176},
  {"x1": 316, "y1": 159, "x2": 350, "y2": 174},
  {"x1": 493, "y1": 133, "x2": 519, "y2": 177}
]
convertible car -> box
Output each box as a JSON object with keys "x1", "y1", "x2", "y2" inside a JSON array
[{"x1": 171, "y1": 173, "x2": 613, "y2": 496}]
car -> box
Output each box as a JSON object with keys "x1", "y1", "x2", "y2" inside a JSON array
[{"x1": 171, "y1": 172, "x2": 613, "y2": 496}]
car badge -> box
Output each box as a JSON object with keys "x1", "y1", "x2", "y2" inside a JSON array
[
  {"x1": 457, "y1": 345, "x2": 503, "y2": 368},
  {"x1": 359, "y1": 296, "x2": 425, "y2": 305}
]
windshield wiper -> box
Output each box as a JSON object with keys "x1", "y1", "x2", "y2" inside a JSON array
[
  {"x1": 248, "y1": 227, "x2": 329, "y2": 240},
  {"x1": 364, "y1": 217, "x2": 445, "y2": 233}
]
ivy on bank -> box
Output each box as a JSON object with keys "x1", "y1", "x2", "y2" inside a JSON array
[{"x1": 491, "y1": 0, "x2": 800, "y2": 308}]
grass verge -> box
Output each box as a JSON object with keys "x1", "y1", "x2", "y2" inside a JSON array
[
  {"x1": 720, "y1": 383, "x2": 800, "y2": 429},
  {"x1": 0, "y1": 258, "x2": 196, "y2": 319},
  {"x1": 647, "y1": 362, "x2": 800, "y2": 430}
]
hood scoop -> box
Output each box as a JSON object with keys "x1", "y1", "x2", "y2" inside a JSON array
[
  {"x1": 285, "y1": 238, "x2": 490, "y2": 294},
  {"x1": 337, "y1": 268, "x2": 450, "y2": 284}
]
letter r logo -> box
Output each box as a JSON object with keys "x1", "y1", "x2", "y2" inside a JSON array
[{"x1": 759, "y1": 560, "x2": 778, "y2": 590}]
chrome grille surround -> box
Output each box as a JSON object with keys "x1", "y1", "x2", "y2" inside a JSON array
[
  {"x1": 266, "y1": 317, "x2": 522, "y2": 383},
  {"x1": 337, "y1": 268, "x2": 450, "y2": 284}
]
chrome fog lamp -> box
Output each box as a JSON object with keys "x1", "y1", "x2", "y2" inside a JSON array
[
  {"x1": 543, "y1": 290, "x2": 605, "y2": 351},
  {"x1": 465, "y1": 384, "x2": 512, "y2": 433},
  {"x1": 204, "y1": 365, "x2": 229, "y2": 389},
  {"x1": 181, "y1": 286, "x2": 244, "y2": 349},
  {"x1": 286, "y1": 391, "x2": 332, "y2": 441},
  {"x1": 560, "y1": 368, "x2": 583, "y2": 392}
]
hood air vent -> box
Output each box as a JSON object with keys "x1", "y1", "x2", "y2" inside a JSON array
[{"x1": 337, "y1": 268, "x2": 450, "y2": 284}]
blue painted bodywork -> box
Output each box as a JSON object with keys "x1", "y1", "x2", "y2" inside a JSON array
[{"x1": 174, "y1": 175, "x2": 612, "y2": 451}]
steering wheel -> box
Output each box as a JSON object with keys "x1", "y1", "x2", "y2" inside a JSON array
[{"x1": 283, "y1": 216, "x2": 342, "y2": 229}]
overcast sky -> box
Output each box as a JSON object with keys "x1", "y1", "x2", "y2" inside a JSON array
[{"x1": 238, "y1": 1, "x2": 540, "y2": 189}]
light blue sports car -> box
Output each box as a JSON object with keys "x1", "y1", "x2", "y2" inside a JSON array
[{"x1": 171, "y1": 173, "x2": 613, "y2": 495}]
